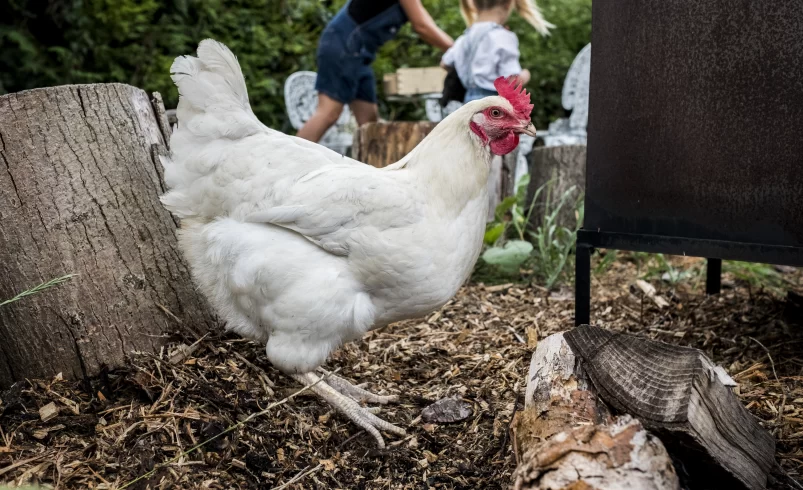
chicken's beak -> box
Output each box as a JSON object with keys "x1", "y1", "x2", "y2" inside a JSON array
[{"x1": 518, "y1": 122, "x2": 537, "y2": 137}]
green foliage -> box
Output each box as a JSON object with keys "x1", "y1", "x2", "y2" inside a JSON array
[
  {"x1": 526, "y1": 181, "x2": 583, "y2": 289},
  {"x1": 621, "y1": 254, "x2": 789, "y2": 295},
  {"x1": 723, "y1": 261, "x2": 787, "y2": 294},
  {"x1": 480, "y1": 174, "x2": 536, "y2": 278},
  {"x1": 631, "y1": 253, "x2": 698, "y2": 285},
  {"x1": 1, "y1": 0, "x2": 590, "y2": 130},
  {"x1": 593, "y1": 250, "x2": 618, "y2": 276},
  {"x1": 481, "y1": 240, "x2": 533, "y2": 275},
  {"x1": 1, "y1": 0, "x2": 332, "y2": 132},
  {"x1": 479, "y1": 176, "x2": 584, "y2": 289}
]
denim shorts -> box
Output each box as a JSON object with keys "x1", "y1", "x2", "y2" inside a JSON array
[
  {"x1": 464, "y1": 87, "x2": 498, "y2": 103},
  {"x1": 315, "y1": 12, "x2": 378, "y2": 104}
]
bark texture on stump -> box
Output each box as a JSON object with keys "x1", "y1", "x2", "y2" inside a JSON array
[
  {"x1": 526, "y1": 145, "x2": 586, "y2": 230},
  {"x1": 512, "y1": 333, "x2": 680, "y2": 490},
  {"x1": 0, "y1": 84, "x2": 215, "y2": 388},
  {"x1": 352, "y1": 121, "x2": 436, "y2": 168}
]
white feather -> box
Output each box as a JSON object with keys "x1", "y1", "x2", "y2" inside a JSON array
[{"x1": 162, "y1": 39, "x2": 516, "y2": 375}]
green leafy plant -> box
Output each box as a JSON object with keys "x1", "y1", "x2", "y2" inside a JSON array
[
  {"x1": 480, "y1": 174, "x2": 539, "y2": 278},
  {"x1": 479, "y1": 175, "x2": 583, "y2": 289},
  {"x1": 481, "y1": 240, "x2": 534, "y2": 275},
  {"x1": 593, "y1": 250, "x2": 618, "y2": 275},
  {"x1": 527, "y1": 182, "x2": 584, "y2": 289},
  {"x1": 723, "y1": 261, "x2": 787, "y2": 294}
]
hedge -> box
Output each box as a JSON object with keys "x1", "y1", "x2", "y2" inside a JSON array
[{"x1": 1, "y1": 0, "x2": 590, "y2": 131}]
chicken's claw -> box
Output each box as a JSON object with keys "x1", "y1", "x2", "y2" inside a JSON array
[{"x1": 291, "y1": 371, "x2": 405, "y2": 448}]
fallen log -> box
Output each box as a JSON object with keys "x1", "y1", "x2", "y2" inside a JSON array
[
  {"x1": 511, "y1": 333, "x2": 680, "y2": 490},
  {"x1": 513, "y1": 327, "x2": 776, "y2": 490},
  {"x1": 564, "y1": 326, "x2": 775, "y2": 490}
]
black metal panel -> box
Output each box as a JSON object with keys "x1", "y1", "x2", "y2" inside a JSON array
[
  {"x1": 578, "y1": 231, "x2": 803, "y2": 268},
  {"x1": 586, "y1": 0, "x2": 803, "y2": 249}
]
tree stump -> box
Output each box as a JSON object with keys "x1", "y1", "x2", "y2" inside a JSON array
[
  {"x1": 512, "y1": 333, "x2": 680, "y2": 490},
  {"x1": 0, "y1": 84, "x2": 215, "y2": 388},
  {"x1": 352, "y1": 121, "x2": 436, "y2": 168},
  {"x1": 526, "y1": 145, "x2": 586, "y2": 230}
]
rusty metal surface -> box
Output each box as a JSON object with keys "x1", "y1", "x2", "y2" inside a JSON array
[{"x1": 586, "y1": 0, "x2": 803, "y2": 249}]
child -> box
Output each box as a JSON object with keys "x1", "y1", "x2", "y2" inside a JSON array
[
  {"x1": 443, "y1": 0, "x2": 551, "y2": 220},
  {"x1": 442, "y1": 0, "x2": 552, "y2": 103},
  {"x1": 297, "y1": 0, "x2": 454, "y2": 144}
]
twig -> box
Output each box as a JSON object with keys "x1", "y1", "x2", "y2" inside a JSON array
[
  {"x1": 271, "y1": 427, "x2": 368, "y2": 489},
  {"x1": 504, "y1": 324, "x2": 525, "y2": 344},
  {"x1": 232, "y1": 351, "x2": 276, "y2": 388},
  {"x1": 156, "y1": 302, "x2": 183, "y2": 324},
  {"x1": 0, "y1": 454, "x2": 48, "y2": 477},
  {"x1": 749, "y1": 337, "x2": 786, "y2": 431},
  {"x1": 0, "y1": 274, "x2": 76, "y2": 308},
  {"x1": 118, "y1": 368, "x2": 340, "y2": 489},
  {"x1": 272, "y1": 464, "x2": 324, "y2": 490}
]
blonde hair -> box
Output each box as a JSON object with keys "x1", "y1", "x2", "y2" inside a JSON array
[{"x1": 459, "y1": 0, "x2": 554, "y2": 36}]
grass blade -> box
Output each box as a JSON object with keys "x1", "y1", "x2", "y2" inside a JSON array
[{"x1": 0, "y1": 274, "x2": 77, "y2": 308}]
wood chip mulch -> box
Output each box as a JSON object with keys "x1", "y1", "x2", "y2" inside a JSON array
[{"x1": 0, "y1": 254, "x2": 801, "y2": 489}]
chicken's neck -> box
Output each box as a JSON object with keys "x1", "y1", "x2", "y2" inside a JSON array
[{"x1": 400, "y1": 122, "x2": 492, "y2": 213}]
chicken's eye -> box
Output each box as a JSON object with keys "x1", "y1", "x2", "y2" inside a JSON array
[{"x1": 490, "y1": 109, "x2": 503, "y2": 118}]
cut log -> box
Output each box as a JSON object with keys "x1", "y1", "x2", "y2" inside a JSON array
[
  {"x1": 512, "y1": 333, "x2": 680, "y2": 490},
  {"x1": 564, "y1": 326, "x2": 775, "y2": 490},
  {"x1": 0, "y1": 84, "x2": 216, "y2": 388},
  {"x1": 352, "y1": 121, "x2": 437, "y2": 168},
  {"x1": 526, "y1": 145, "x2": 586, "y2": 230}
]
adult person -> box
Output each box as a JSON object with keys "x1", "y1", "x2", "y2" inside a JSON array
[{"x1": 296, "y1": 0, "x2": 454, "y2": 142}]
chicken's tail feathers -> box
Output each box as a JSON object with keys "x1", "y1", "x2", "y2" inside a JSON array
[{"x1": 169, "y1": 39, "x2": 264, "y2": 143}]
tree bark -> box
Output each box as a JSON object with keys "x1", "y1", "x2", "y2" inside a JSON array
[
  {"x1": 352, "y1": 121, "x2": 437, "y2": 168},
  {"x1": 526, "y1": 145, "x2": 586, "y2": 230},
  {"x1": 512, "y1": 333, "x2": 680, "y2": 490},
  {"x1": 0, "y1": 83, "x2": 216, "y2": 388}
]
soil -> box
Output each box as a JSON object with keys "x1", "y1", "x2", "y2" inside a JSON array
[{"x1": 1, "y1": 254, "x2": 801, "y2": 489}]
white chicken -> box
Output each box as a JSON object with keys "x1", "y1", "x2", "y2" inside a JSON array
[{"x1": 161, "y1": 39, "x2": 536, "y2": 447}]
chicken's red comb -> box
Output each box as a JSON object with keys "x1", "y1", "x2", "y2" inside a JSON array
[{"x1": 494, "y1": 76, "x2": 534, "y2": 120}]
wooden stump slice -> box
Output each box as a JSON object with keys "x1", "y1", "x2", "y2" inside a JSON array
[
  {"x1": 564, "y1": 326, "x2": 775, "y2": 490},
  {"x1": 0, "y1": 84, "x2": 216, "y2": 388},
  {"x1": 512, "y1": 333, "x2": 680, "y2": 490},
  {"x1": 352, "y1": 121, "x2": 436, "y2": 168}
]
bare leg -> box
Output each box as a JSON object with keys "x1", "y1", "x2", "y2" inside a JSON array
[
  {"x1": 296, "y1": 93, "x2": 344, "y2": 143},
  {"x1": 291, "y1": 371, "x2": 406, "y2": 448},
  {"x1": 349, "y1": 100, "x2": 379, "y2": 126}
]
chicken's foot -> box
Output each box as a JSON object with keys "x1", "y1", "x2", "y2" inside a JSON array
[
  {"x1": 291, "y1": 371, "x2": 406, "y2": 448},
  {"x1": 316, "y1": 368, "x2": 398, "y2": 405}
]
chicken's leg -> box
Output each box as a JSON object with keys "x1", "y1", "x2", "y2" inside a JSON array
[
  {"x1": 316, "y1": 368, "x2": 398, "y2": 405},
  {"x1": 290, "y1": 372, "x2": 406, "y2": 448}
]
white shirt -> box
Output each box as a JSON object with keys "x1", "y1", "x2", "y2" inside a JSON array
[{"x1": 442, "y1": 22, "x2": 523, "y2": 91}]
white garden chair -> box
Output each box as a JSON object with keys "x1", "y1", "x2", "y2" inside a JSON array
[
  {"x1": 539, "y1": 43, "x2": 591, "y2": 147},
  {"x1": 284, "y1": 71, "x2": 356, "y2": 155}
]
